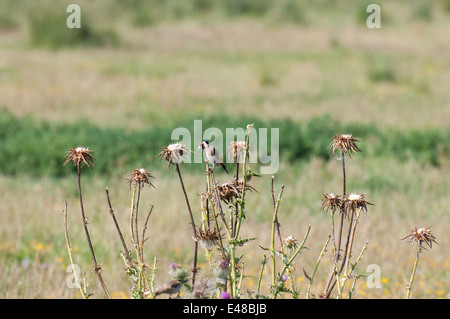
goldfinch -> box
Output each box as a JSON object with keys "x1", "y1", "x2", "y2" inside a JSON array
[
  {"x1": 154, "y1": 280, "x2": 182, "y2": 298},
  {"x1": 199, "y1": 141, "x2": 229, "y2": 174}
]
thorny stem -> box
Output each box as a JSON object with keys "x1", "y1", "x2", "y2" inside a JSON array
[
  {"x1": 77, "y1": 165, "x2": 111, "y2": 299},
  {"x1": 306, "y1": 235, "x2": 331, "y2": 299},
  {"x1": 129, "y1": 185, "x2": 137, "y2": 245},
  {"x1": 140, "y1": 205, "x2": 155, "y2": 299},
  {"x1": 63, "y1": 201, "x2": 89, "y2": 299},
  {"x1": 135, "y1": 184, "x2": 142, "y2": 247},
  {"x1": 105, "y1": 188, "x2": 131, "y2": 264},
  {"x1": 230, "y1": 128, "x2": 252, "y2": 298},
  {"x1": 271, "y1": 176, "x2": 283, "y2": 250},
  {"x1": 347, "y1": 242, "x2": 367, "y2": 299},
  {"x1": 343, "y1": 207, "x2": 363, "y2": 275},
  {"x1": 271, "y1": 185, "x2": 285, "y2": 287},
  {"x1": 336, "y1": 151, "x2": 347, "y2": 265},
  {"x1": 140, "y1": 205, "x2": 154, "y2": 263},
  {"x1": 209, "y1": 170, "x2": 230, "y2": 260},
  {"x1": 229, "y1": 243, "x2": 238, "y2": 298},
  {"x1": 149, "y1": 254, "x2": 159, "y2": 299},
  {"x1": 405, "y1": 247, "x2": 421, "y2": 299},
  {"x1": 126, "y1": 183, "x2": 153, "y2": 298},
  {"x1": 342, "y1": 151, "x2": 347, "y2": 196},
  {"x1": 129, "y1": 184, "x2": 145, "y2": 269},
  {"x1": 256, "y1": 255, "x2": 267, "y2": 297},
  {"x1": 323, "y1": 151, "x2": 348, "y2": 298},
  {"x1": 175, "y1": 163, "x2": 198, "y2": 288},
  {"x1": 204, "y1": 165, "x2": 210, "y2": 230},
  {"x1": 336, "y1": 241, "x2": 367, "y2": 299},
  {"x1": 233, "y1": 162, "x2": 240, "y2": 236}
]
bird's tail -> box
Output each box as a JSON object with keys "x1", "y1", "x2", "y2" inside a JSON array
[{"x1": 220, "y1": 163, "x2": 229, "y2": 174}]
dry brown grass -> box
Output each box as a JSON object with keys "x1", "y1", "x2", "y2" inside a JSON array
[
  {"x1": 0, "y1": 3, "x2": 449, "y2": 299},
  {"x1": 0, "y1": 152, "x2": 448, "y2": 298}
]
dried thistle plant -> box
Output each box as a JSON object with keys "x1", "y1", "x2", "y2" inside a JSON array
[
  {"x1": 328, "y1": 134, "x2": 361, "y2": 158},
  {"x1": 283, "y1": 235, "x2": 298, "y2": 250},
  {"x1": 321, "y1": 134, "x2": 373, "y2": 299},
  {"x1": 63, "y1": 146, "x2": 95, "y2": 168},
  {"x1": 158, "y1": 143, "x2": 190, "y2": 168},
  {"x1": 158, "y1": 142, "x2": 198, "y2": 288},
  {"x1": 128, "y1": 168, "x2": 155, "y2": 189},
  {"x1": 342, "y1": 193, "x2": 373, "y2": 216},
  {"x1": 402, "y1": 226, "x2": 438, "y2": 299},
  {"x1": 63, "y1": 146, "x2": 110, "y2": 298},
  {"x1": 216, "y1": 179, "x2": 256, "y2": 203},
  {"x1": 195, "y1": 229, "x2": 220, "y2": 250},
  {"x1": 402, "y1": 226, "x2": 437, "y2": 250},
  {"x1": 321, "y1": 193, "x2": 342, "y2": 214}
]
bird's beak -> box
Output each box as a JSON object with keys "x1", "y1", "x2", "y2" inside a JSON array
[{"x1": 197, "y1": 145, "x2": 202, "y2": 150}]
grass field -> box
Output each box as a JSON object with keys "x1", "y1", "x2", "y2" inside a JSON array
[{"x1": 0, "y1": 1, "x2": 449, "y2": 299}]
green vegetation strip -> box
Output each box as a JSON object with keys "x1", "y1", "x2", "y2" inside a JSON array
[{"x1": 0, "y1": 109, "x2": 448, "y2": 177}]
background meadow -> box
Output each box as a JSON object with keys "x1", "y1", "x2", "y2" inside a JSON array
[{"x1": 0, "y1": 0, "x2": 449, "y2": 298}]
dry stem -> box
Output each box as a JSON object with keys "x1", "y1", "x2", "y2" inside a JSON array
[{"x1": 76, "y1": 165, "x2": 111, "y2": 299}]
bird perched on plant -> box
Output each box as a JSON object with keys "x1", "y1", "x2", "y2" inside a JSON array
[
  {"x1": 153, "y1": 280, "x2": 183, "y2": 298},
  {"x1": 198, "y1": 141, "x2": 229, "y2": 174}
]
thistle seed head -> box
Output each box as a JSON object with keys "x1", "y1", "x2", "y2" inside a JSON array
[
  {"x1": 128, "y1": 168, "x2": 154, "y2": 189},
  {"x1": 63, "y1": 146, "x2": 95, "y2": 168},
  {"x1": 284, "y1": 235, "x2": 298, "y2": 250},
  {"x1": 158, "y1": 143, "x2": 190, "y2": 168},
  {"x1": 329, "y1": 134, "x2": 361, "y2": 158},
  {"x1": 342, "y1": 193, "x2": 373, "y2": 216},
  {"x1": 402, "y1": 226, "x2": 437, "y2": 250},
  {"x1": 194, "y1": 229, "x2": 219, "y2": 250},
  {"x1": 321, "y1": 193, "x2": 342, "y2": 214},
  {"x1": 216, "y1": 179, "x2": 256, "y2": 203}
]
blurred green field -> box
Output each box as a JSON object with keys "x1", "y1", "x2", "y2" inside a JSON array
[{"x1": 0, "y1": 0, "x2": 449, "y2": 298}]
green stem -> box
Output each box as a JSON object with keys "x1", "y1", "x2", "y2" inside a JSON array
[
  {"x1": 63, "y1": 201, "x2": 89, "y2": 299},
  {"x1": 229, "y1": 128, "x2": 252, "y2": 298},
  {"x1": 337, "y1": 241, "x2": 367, "y2": 299},
  {"x1": 129, "y1": 185, "x2": 137, "y2": 244},
  {"x1": 230, "y1": 243, "x2": 238, "y2": 298},
  {"x1": 279, "y1": 225, "x2": 310, "y2": 279},
  {"x1": 405, "y1": 247, "x2": 421, "y2": 299},
  {"x1": 306, "y1": 235, "x2": 330, "y2": 299},
  {"x1": 271, "y1": 185, "x2": 285, "y2": 287},
  {"x1": 256, "y1": 256, "x2": 267, "y2": 297}
]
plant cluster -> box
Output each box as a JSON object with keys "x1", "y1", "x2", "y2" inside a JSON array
[{"x1": 62, "y1": 127, "x2": 437, "y2": 299}]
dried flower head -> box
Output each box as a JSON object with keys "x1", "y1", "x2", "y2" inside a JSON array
[
  {"x1": 342, "y1": 193, "x2": 372, "y2": 216},
  {"x1": 329, "y1": 134, "x2": 361, "y2": 157},
  {"x1": 194, "y1": 229, "x2": 219, "y2": 249},
  {"x1": 128, "y1": 168, "x2": 154, "y2": 189},
  {"x1": 402, "y1": 226, "x2": 437, "y2": 250},
  {"x1": 216, "y1": 179, "x2": 256, "y2": 203},
  {"x1": 321, "y1": 193, "x2": 342, "y2": 214},
  {"x1": 284, "y1": 235, "x2": 298, "y2": 249},
  {"x1": 63, "y1": 146, "x2": 95, "y2": 168},
  {"x1": 158, "y1": 143, "x2": 190, "y2": 168}
]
